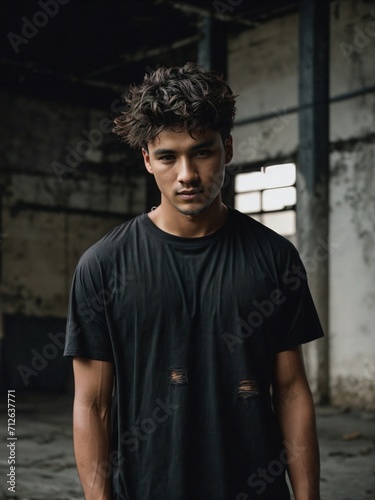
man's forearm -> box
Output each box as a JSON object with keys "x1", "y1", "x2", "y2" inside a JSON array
[
  {"x1": 73, "y1": 401, "x2": 112, "y2": 500},
  {"x1": 275, "y1": 390, "x2": 321, "y2": 500}
]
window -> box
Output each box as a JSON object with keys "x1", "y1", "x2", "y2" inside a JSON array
[{"x1": 234, "y1": 163, "x2": 296, "y2": 237}]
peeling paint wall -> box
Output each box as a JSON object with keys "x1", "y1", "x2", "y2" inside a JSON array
[
  {"x1": 326, "y1": 0, "x2": 374, "y2": 410},
  {"x1": 0, "y1": 92, "x2": 146, "y2": 321},
  {"x1": 228, "y1": 0, "x2": 375, "y2": 409},
  {"x1": 329, "y1": 144, "x2": 375, "y2": 410},
  {"x1": 229, "y1": 12, "x2": 299, "y2": 166}
]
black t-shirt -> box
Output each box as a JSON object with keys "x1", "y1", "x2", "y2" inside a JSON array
[{"x1": 64, "y1": 208, "x2": 324, "y2": 500}]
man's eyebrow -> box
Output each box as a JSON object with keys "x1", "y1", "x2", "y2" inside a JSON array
[
  {"x1": 153, "y1": 148, "x2": 175, "y2": 156},
  {"x1": 153, "y1": 140, "x2": 216, "y2": 156}
]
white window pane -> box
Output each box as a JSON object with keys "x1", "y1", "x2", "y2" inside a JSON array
[
  {"x1": 235, "y1": 192, "x2": 261, "y2": 213},
  {"x1": 234, "y1": 163, "x2": 296, "y2": 193},
  {"x1": 235, "y1": 171, "x2": 265, "y2": 192},
  {"x1": 262, "y1": 187, "x2": 297, "y2": 211},
  {"x1": 261, "y1": 210, "x2": 296, "y2": 236},
  {"x1": 263, "y1": 163, "x2": 296, "y2": 189}
]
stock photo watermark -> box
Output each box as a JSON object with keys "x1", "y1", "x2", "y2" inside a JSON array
[
  {"x1": 213, "y1": 0, "x2": 244, "y2": 18},
  {"x1": 5, "y1": 390, "x2": 17, "y2": 494},
  {"x1": 237, "y1": 107, "x2": 294, "y2": 163},
  {"x1": 17, "y1": 331, "x2": 66, "y2": 386},
  {"x1": 16, "y1": 268, "x2": 135, "y2": 386},
  {"x1": 223, "y1": 236, "x2": 340, "y2": 353},
  {"x1": 236, "y1": 438, "x2": 306, "y2": 499},
  {"x1": 7, "y1": 0, "x2": 72, "y2": 55},
  {"x1": 87, "y1": 396, "x2": 179, "y2": 484},
  {"x1": 75, "y1": 270, "x2": 135, "y2": 324},
  {"x1": 339, "y1": 9, "x2": 375, "y2": 63},
  {"x1": 51, "y1": 98, "x2": 125, "y2": 182}
]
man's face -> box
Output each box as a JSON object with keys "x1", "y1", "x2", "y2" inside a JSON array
[{"x1": 142, "y1": 129, "x2": 233, "y2": 216}]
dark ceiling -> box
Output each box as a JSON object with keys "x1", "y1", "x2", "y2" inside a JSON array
[{"x1": 1, "y1": 0, "x2": 299, "y2": 108}]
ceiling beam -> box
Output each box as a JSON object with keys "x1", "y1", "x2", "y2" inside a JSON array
[
  {"x1": 121, "y1": 34, "x2": 202, "y2": 62},
  {"x1": 1, "y1": 58, "x2": 127, "y2": 94},
  {"x1": 87, "y1": 34, "x2": 201, "y2": 79},
  {"x1": 154, "y1": 0, "x2": 258, "y2": 28}
]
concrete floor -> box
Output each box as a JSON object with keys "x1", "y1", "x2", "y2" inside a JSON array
[{"x1": 0, "y1": 393, "x2": 374, "y2": 500}]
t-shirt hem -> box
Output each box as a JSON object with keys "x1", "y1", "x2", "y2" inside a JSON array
[
  {"x1": 276, "y1": 331, "x2": 324, "y2": 353},
  {"x1": 63, "y1": 349, "x2": 114, "y2": 362}
]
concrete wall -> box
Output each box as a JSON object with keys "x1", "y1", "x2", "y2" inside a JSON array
[
  {"x1": 0, "y1": 92, "x2": 146, "y2": 320},
  {"x1": 228, "y1": 0, "x2": 375, "y2": 409},
  {"x1": 329, "y1": 0, "x2": 375, "y2": 409}
]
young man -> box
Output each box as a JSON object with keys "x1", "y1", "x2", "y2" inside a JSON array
[{"x1": 64, "y1": 62, "x2": 323, "y2": 500}]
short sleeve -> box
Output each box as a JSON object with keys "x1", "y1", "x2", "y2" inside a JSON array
[
  {"x1": 276, "y1": 247, "x2": 324, "y2": 352},
  {"x1": 64, "y1": 251, "x2": 114, "y2": 361}
]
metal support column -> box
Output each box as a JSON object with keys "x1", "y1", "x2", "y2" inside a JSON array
[
  {"x1": 298, "y1": 0, "x2": 330, "y2": 403},
  {"x1": 198, "y1": 16, "x2": 228, "y2": 78}
]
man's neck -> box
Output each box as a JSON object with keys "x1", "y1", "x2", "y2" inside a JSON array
[{"x1": 147, "y1": 199, "x2": 228, "y2": 238}]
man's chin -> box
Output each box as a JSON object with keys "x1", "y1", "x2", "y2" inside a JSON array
[
  {"x1": 177, "y1": 207, "x2": 207, "y2": 216},
  {"x1": 176, "y1": 201, "x2": 211, "y2": 217}
]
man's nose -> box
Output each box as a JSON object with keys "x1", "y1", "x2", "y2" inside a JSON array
[{"x1": 177, "y1": 158, "x2": 199, "y2": 184}]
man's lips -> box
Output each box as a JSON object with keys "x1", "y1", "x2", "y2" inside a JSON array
[{"x1": 177, "y1": 189, "x2": 204, "y2": 200}]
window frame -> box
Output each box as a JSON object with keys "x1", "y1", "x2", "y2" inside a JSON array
[{"x1": 232, "y1": 160, "x2": 297, "y2": 238}]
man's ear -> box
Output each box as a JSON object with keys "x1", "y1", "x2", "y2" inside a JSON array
[
  {"x1": 142, "y1": 148, "x2": 153, "y2": 174},
  {"x1": 224, "y1": 135, "x2": 233, "y2": 165}
]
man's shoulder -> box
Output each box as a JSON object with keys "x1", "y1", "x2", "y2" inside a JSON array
[
  {"x1": 231, "y1": 208, "x2": 296, "y2": 252},
  {"x1": 76, "y1": 213, "x2": 146, "y2": 268}
]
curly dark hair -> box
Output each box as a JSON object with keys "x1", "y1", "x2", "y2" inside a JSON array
[{"x1": 112, "y1": 62, "x2": 237, "y2": 149}]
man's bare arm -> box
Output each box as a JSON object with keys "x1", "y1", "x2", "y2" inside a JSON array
[
  {"x1": 273, "y1": 347, "x2": 320, "y2": 500},
  {"x1": 73, "y1": 357, "x2": 114, "y2": 500}
]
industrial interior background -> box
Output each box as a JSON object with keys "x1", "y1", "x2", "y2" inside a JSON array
[{"x1": 0, "y1": 0, "x2": 374, "y2": 410}]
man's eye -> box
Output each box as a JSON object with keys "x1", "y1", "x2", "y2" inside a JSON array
[
  {"x1": 159, "y1": 155, "x2": 175, "y2": 162},
  {"x1": 195, "y1": 150, "x2": 211, "y2": 157}
]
